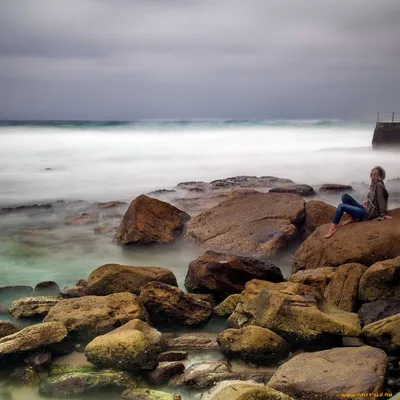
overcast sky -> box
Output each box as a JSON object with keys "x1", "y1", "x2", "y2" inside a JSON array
[{"x1": 0, "y1": 0, "x2": 399, "y2": 120}]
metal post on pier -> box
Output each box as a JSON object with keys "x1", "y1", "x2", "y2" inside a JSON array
[
  {"x1": 377, "y1": 112, "x2": 380, "y2": 123},
  {"x1": 392, "y1": 112, "x2": 395, "y2": 123}
]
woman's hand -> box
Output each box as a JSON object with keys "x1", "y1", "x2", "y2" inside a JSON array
[
  {"x1": 362, "y1": 201, "x2": 367, "y2": 209},
  {"x1": 384, "y1": 215, "x2": 393, "y2": 220}
]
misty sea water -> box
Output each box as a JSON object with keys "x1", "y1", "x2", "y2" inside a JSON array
[
  {"x1": 0, "y1": 120, "x2": 399, "y2": 400},
  {"x1": 1, "y1": 119, "x2": 400, "y2": 286}
]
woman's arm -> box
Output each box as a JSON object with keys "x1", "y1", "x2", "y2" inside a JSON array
[{"x1": 376, "y1": 183, "x2": 392, "y2": 220}]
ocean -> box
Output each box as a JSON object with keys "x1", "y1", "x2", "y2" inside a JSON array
[{"x1": 0, "y1": 120, "x2": 399, "y2": 399}]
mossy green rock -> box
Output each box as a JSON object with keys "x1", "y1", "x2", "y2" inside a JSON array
[
  {"x1": 358, "y1": 256, "x2": 400, "y2": 302},
  {"x1": 214, "y1": 294, "x2": 241, "y2": 317},
  {"x1": 8, "y1": 366, "x2": 40, "y2": 386},
  {"x1": 209, "y1": 382, "x2": 294, "y2": 400},
  {"x1": 217, "y1": 325, "x2": 290, "y2": 365},
  {"x1": 39, "y1": 369, "x2": 136, "y2": 397},
  {"x1": 85, "y1": 329, "x2": 158, "y2": 372},
  {"x1": 122, "y1": 388, "x2": 181, "y2": 400},
  {"x1": 49, "y1": 365, "x2": 100, "y2": 376}
]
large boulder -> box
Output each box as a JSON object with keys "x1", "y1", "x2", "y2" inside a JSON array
[
  {"x1": 0, "y1": 322, "x2": 67, "y2": 356},
  {"x1": 324, "y1": 263, "x2": 368, "y2": 312},
  {"x1": 287, "y1": 267, "x2": 336, "y2": 294},
  {"x1": 304, "y1": 200, "x2": 336, "y2": 235},
  {"x1": 358, "y1": 298, "x2": 400, "y2": 325},
  {"x1": 185, "y1": 250, "x2": 283, "y2": 299},
  {"x1": 208, "y1": 382, "x2": 294, "y2": 400},
  {"x1": 44, "y1": 293, "x2": 148, "y2": 342},
  {"x1": 114, "y1": 195, "x2": 190, "y2": 245},
  {"x1": 0, "y1": 321, "x2": 21, "y2": 339},
  {"x1": 39, "y1": 367, "x2": 135, "y2": 397},
  {"x1": 139, "y1": 282, "x2": 212, "y2": 326},
  {"x1": 362, "y1": 314, "x2": 400, "y2": 353},
  {"x1": 87, "y1": 264, "x2": 177, "y2": 296},
  {"x1": 9, "y1": 296, "x2": 60, "y2": 319},
  {"x1": 185, "y1": 192, "x2": 305, "y2": 256},
  {"x1": 268, "y1": 346, "x2": 387, "y2": 400},
  {"x1": 228, "y1": 280, "x2": 361, "y2": 345},
  {"x1": 292, "y1": 208, "x2": 400, "y2": 272},
  {"x1": 358, "y1": 257, "x2": 400, "y2": 302},
  {"x1": 85, "y1": 329, "x2": 158, "y2": 372},
  {"x1": 217, "y1": 325, "x2": 290, "y2": 365}
]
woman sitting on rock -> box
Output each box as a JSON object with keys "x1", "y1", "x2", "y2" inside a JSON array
[{"x1": 325, "y1": 166, "x2": 393, "y2": 238}]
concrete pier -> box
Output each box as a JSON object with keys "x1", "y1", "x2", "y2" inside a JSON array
[{"x1": 372, "y1": 112, "x2": 400, "y2": 148}]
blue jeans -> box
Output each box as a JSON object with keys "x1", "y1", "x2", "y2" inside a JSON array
[{"x1": 332, "y1": 194, "x2": 366, "y2": 224}]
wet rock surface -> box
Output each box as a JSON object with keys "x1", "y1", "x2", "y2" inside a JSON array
[
  {"x1": 213, "y1": 294, "x2": 242, "y2": 317},
  {"x1": 319, "y1": 184, "x2": 353, "y2": 192},
  {"x1": 34, "y1": 281, "x2": 60, "y2": 296},
  {"x1": 292, "y1": 208, "x2": 400, "y2": 272},
  {"x1": 269, "y1": 184, "x2": 315, "y2": 197},
  {"x1": 185, "y1": 192, "x2": 305, "y2": 256},
  {"x1": 85, "y1": 329, "x2": 158, "y2": 372},
  {"x1": 208, "y1": 382, "x2": 294, "y2": 400},
  {"x1": 87, "y1": 263, "x2": 177, "y2": 296},
  {"x1": 358, "y1": 298, "x2": 400, "y2": 325},
  {"x1": 139, "y1": 282, "x2": 213, "y2": 327},
  {"x1": 217, "y1": 325, "x2": 290, "y2": 365},
  {"x1": 39, "y1": 367, "x2": 136, "y2": 397},
  {"x1": 287, "y1": 267, "x2": 336, "y2": 294},
  {"x1": 44, "y1": 292, "x2": 148, "y2": 342},
  {"x1": 0, "y1": 322, "x2": 67, "y2": 356},
  {"x1": 145, "y1": 361, "x2": 185, "y2": 384},
  {"x1": 268, "y1": 346, "x2": 387, "y2": 400},
  {"x1": 115, "y1": 194, "x2": 190, "y2": 245},
  {"x1": 9, "y1": 296, "x2": 60, "y2": 319},
  {"x1": 171, "y1": 360, "x2": 274, "y2": 390},
  {"x1": 362, "y1": 314, "x2": 400, "y2": 353},
  {"x1": 185, "y1": 250, "x2": 283, "y2": 300},
  {"x1": 0, "y1": 321, "x2": 21, "y2": 340},
  {"x1": 324, "y1": 263, "x2": 368, "y2": 312},
  {"x1": 228, "y1": 280, "x2": 361, "y2": 345},
  {"x1": 304, "y1": 200, "x2": 336, "y2": 235},
  {"x1": 358, "y1": 256, "x2": 400, "y2": 302},
  {"x1": 165, "y1": 332, "x2": 219, "y2": 352}
]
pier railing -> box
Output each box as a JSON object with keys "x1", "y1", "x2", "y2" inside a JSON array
[{"x1": 376, "y1": 112, "x2": 400, "y2": 123}]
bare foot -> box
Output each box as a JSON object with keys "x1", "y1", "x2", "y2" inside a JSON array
[
  {"x1": 341, "y1": 217, "x2": 355, "y2": 226},
  {"x1": 324, "y1": 224, "x2": 338, "y2": 238}
]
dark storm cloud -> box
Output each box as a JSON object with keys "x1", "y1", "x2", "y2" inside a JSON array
[{"x1": 0, "y1": 0, "x2": 399, "y2": 119}]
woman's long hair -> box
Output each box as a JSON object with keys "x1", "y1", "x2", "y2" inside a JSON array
[{"x1": 370, "y1": 166, "x2": 386, "y2": 184}]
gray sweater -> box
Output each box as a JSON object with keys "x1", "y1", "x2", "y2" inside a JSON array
[{"x1": 365, "y1": 181, "x2": 389, "y2": 220}]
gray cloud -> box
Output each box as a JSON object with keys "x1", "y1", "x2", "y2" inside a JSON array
[{"x1": 0, "y1": 0, "x2": 399, "y2": 120}]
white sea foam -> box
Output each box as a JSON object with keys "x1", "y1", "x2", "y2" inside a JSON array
[{"x1": 0, "y1": 122, "x2": 398, "y2": 207}]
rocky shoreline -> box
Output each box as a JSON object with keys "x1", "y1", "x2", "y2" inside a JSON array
[{"x1": 0, "y1": 175, "x2": 400, "y2": 399}]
